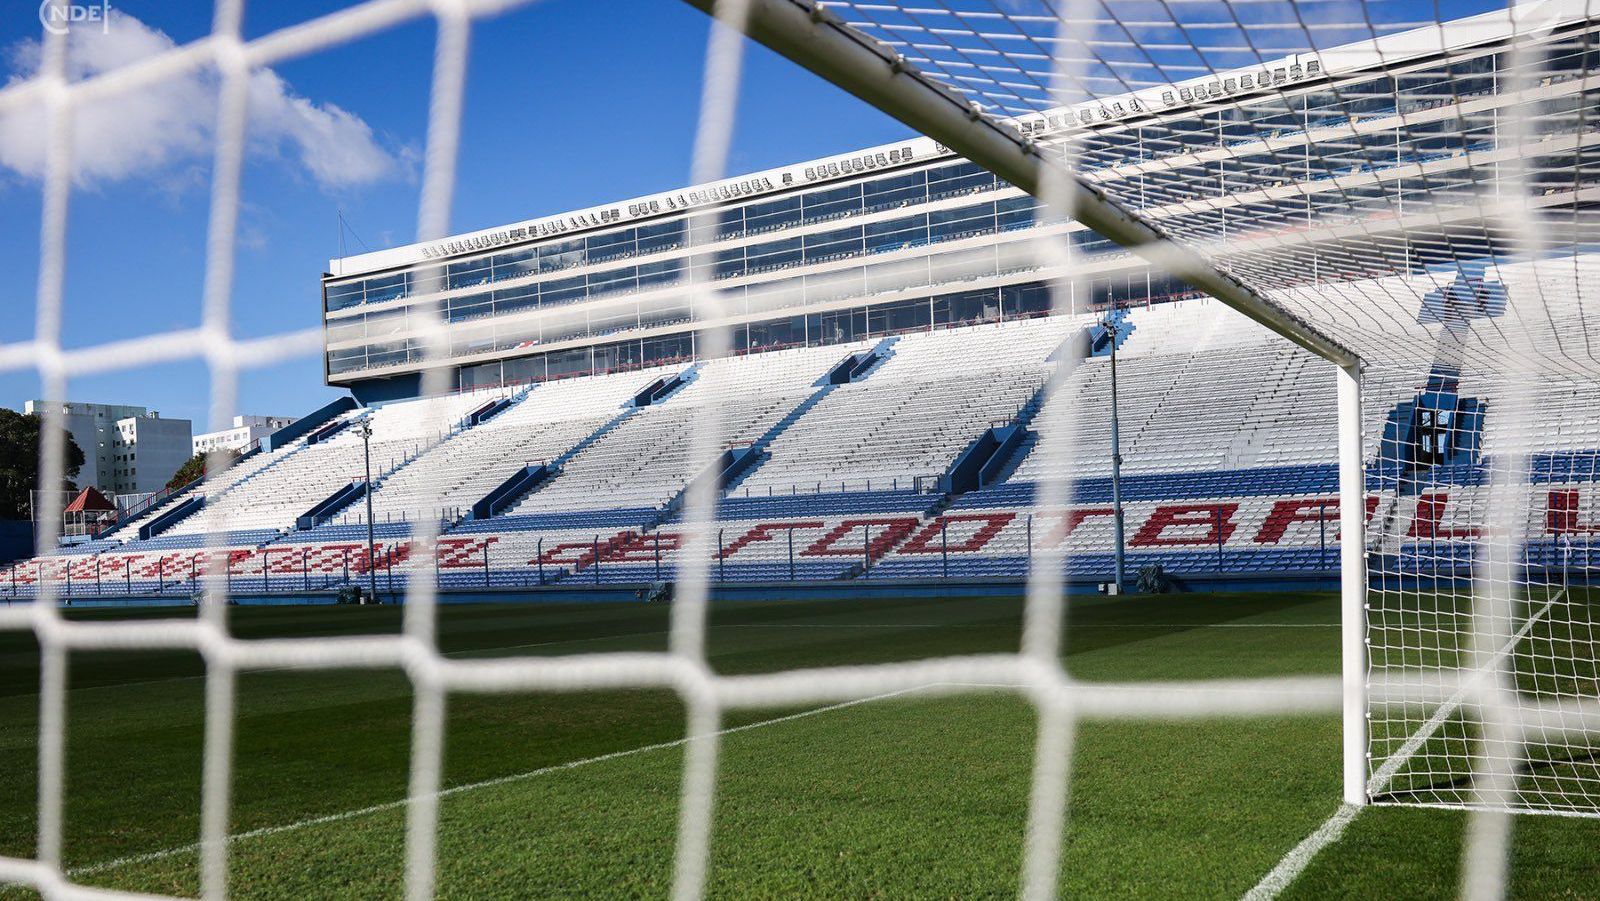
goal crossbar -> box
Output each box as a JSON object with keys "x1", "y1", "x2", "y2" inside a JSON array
[{"x1": 676, "y1": 0, "x2": 1361, "y2": 369}]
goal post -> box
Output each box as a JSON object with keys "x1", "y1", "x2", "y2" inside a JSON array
[
  {"x1": 689, "y1": 0, "x2": 1389, "y2": 810},
  {"x1": 684, "y1": 0, "x2": 1600, "y2": 829},
  {"x1": 1339, "y1": 361, "x2": 1369, "y2": 807}
]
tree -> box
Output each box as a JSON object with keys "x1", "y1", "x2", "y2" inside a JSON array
[
  {"x1": 166, "y1": 447, "x2": 240, "y2": 491},
  {"x1": 0, "y1": 408, "x2": 86, "y2": 520}
]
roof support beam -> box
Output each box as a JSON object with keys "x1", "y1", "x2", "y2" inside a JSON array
[{"x1": 678, "y1": 0, "x2": 1359, "y2": 368}]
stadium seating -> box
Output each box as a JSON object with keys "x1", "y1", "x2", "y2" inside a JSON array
[
  {"x1": 323, "y1": 366, "x2": 669, "y2": 528},
  {"x1": 510, "y1": 343, "x2": 865, "y2": 514},
  {"x1": 7, "y1": 294, "x2": 1597, "y2": 599},
  {"x1": 736, "y1": 317, "x2": 1074, "y2": 494},
  {"x1": 161, "y1": 390, "x2": 499, "y2": 537}
]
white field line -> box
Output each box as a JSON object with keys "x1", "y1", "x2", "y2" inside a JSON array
[
  {"x1": 66, "y1": 685, "x2": 928, "y2": 879},
  {"x1": 1240, "y1": 803, "x2": 1361, "y2": 901},
  {"x1": 1366, "y1": 590, "x2": 1564, "y2": 798}
]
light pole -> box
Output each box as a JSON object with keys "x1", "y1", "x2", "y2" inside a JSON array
[
  {"x1": 359, "y1": 418, "x2": 378, "y2": 603},
  {"x1": 1105, "y1": 314, "x2": 1127, "y2": 594}
]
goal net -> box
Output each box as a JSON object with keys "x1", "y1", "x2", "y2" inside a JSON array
[
  {"x1": 1365, "y1": 356, "x2": 1600, "y2": 816},
  {"x1": 735, "y1": 0, "x2": 1600, "y2": 827},
  {"x1": 0, "y1": 0, "x2": 1596, "y2": 899}
]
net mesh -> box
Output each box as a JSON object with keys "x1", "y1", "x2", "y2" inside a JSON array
[
  {"x1": 0, "y1": 0, "x2": 1596, "y2": 899},
  {"x1": 1364, "y1": 359, "x2": 1600, "y2": 816}
]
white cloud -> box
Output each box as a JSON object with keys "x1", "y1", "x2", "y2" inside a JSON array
[{"x1": 0, "y1": 12, "x2": 402, "y2": 189}]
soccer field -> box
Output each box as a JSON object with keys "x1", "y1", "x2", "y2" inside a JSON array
[{"x1": 1, "y1": 593, "x2": 1596, "y2": 899}]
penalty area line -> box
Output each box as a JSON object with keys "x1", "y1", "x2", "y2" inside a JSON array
[
  {"x1": 66, "y1": 684, "x2": 927, "y2": 879},
  {"x1": 1240, "y1": 803, "x2": 1360, "y2": 901}
]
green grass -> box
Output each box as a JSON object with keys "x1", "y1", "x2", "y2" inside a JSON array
[
  {"x1": 1366, "y1": 584, "x2": 1600, "y2": 812},
  {"x1": 0, "y1": 591, "x2": 1595, "y2": 898}
]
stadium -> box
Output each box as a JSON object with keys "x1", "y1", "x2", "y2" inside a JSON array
[{"x1": 2, "y1": 0, "x2": 1599, "y2": 898}]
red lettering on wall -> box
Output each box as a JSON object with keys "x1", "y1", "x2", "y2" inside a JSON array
[
  {"x1": 607, "y1": 531, "x2": 682, "y2": 563},
  {"x1": 436, "y1": 537, "x2": 499, "y2": 568},
  {"x1": 1407, "y1": 493, "x2": 1478, "y2": 539},
  {"x1": 897, "y1": 512, "x2": 1016, "y2": 554},
  {"x1": 801, "y1": 517, "x2": 920, "y2": 561},
  {"x1": 1035, "y1": 508, "x2": 1114, "y2": 549},
  {"x1": 1254, "y1": 498, "x2": 1337, "y2": 544},
  {"x1": 534, "y1": 531, "x2": 637, "y2": 570},
  {"x1": 1131, "y1": 503, "x2": 1238, "y2": 547},
  {"x1": 1546, "y1": 489, "x2": 1600, "y2": 534}
]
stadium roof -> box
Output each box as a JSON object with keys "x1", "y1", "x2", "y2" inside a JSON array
[
  {"x1": 697, "y1": 0, "x2": 1600, "y2": 379},
  {"x1": 336, "y1": 1, "x2": 1532, "y2": 277},
  {"x1": 337, "y1": 0, "x2": 1600, "y2": 380}
]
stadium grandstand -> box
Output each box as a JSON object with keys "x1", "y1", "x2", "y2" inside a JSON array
[{"x1": 5, "y1": 2, "x2": 1595, "y2": 603}]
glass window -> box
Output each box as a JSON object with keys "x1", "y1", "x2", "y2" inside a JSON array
[
  {"x1": 803, "y1": 183, "x2": 862, "y2": 224},
  {"x1": 365, "y1": 274, "x2": 406, "y2": 304},
  {"x1": 638, "y1": 257, "x2": 684, "y2": 288},
  {"x1": 586, "y1": 229, "x2": 638, "y2": 264},
  {"x1": 410, "y1": 266, "x2": 448, "y2": 295},
  {"x1": 715, "y1": 247, "x2": 749, "y2": 280},
  {"x1": 746, "y1": 315, "x2": 805, "y2": 352},
  {"x1": 541, "y1": 275, "x2": 587, "y2": 306},
  {"x1": 744, "y1": 195, "x2": 802, "y2": 233},
  {"x1": 804, "y1": 225, "x2": 863, "y2": 264},
  {"x1": 451, "y1": 333, "x2": 497, "y2": 357},
  {"x1": 639, "y1": 295, "x2": 692, "y2": 329},
  {"x1": 927, "y1": 162, "x2": 994, "y2": 200},
  {"x1": 1002, "y1": 282, "x2": 1050, "y2": 318},
  {"x1": 325, "y1": 281, "x2": 364, "y2": 313},
  {"x1": 492, "y1": 248, "x2": 538, "y2": 281},
  {"x1": 501, "y1": 355, "x2": 544, "y2": 385},
  {"x1": 448, "y1": 259, "x2": 493, "y2": 290},
  {"x1": 364, "y1": 309, "x2": 407, "y2": 340},
  {"x1": 863, "y1": 170, "x2": 926, "y2": 212},
  {"x1": 592, "y1": 339, "x2": 643, "y2": 374},
  {"x1": 997, "y1": 195, "x2": 1039, "y2": 231},
  {"x1": 588, "y1": 266, "x2": 638, "y2": 296},
  {"x1": 929, "y1": 202, "x2": 995, "y2": 242},
  {"x1": 327, "y1": 348, "x2": 367, "y2": 375},
  {"x1": 637, "y1": 219, "x2": 685, "y2": 255},
  {"x1": 642, "y1": 333, "x2": 693, "y2": 366},
  {"x1": 810, "y1": 307, "x2": 866, "y2": 347},
  {"x1": 717, "y1": 207, "x2": 746, "y2": 240},
  {"x1": 447, "y1": 296, "x2": 492, "y2": 322},
  {"x1": 326, "y1": 318, "x2": 365, "y2": 344},
  {"x1": 941, "y1": 289, "x2": 1000, "y2": 326},
  {"x1": 865, "y1": 214, "x2": 927, "y2": 253},
  {"x1": 493, "y1": 283, "x2": 539, "y2": 314},
  {"x1": 589, "y1": 302, "x2": 638, "y2": 338},
  {"x1": 459, "y1": 361, "x2": 503, "y2": 390},
  {"x1": 539, "y1": 240, "x2": 585, "y2": 273},
  {"x1": 746, "y1": 236, "x2": 802, "y2": 274},
  {"x1": 745, "y1": 277, "x2": 804, "y2": 315},
  {"x1": 866, "y1": 298, "x2": 929, "y2": 336}
]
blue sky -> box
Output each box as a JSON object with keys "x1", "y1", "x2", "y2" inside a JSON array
[{"x1": 0, "y1": 0, "x2": 912, "y2": 430}]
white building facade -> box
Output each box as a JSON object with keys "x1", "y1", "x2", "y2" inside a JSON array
[
  {"x1": 23, "y1": 401, "x2": 194, "y2": 497},
  {"x1": 193, "y1": 415, "x2": 295, "y2": 455}
]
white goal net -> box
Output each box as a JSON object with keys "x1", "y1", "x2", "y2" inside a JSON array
[{"x1": 0, "y1": 0, "x2": 1596, "y2": 899}]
